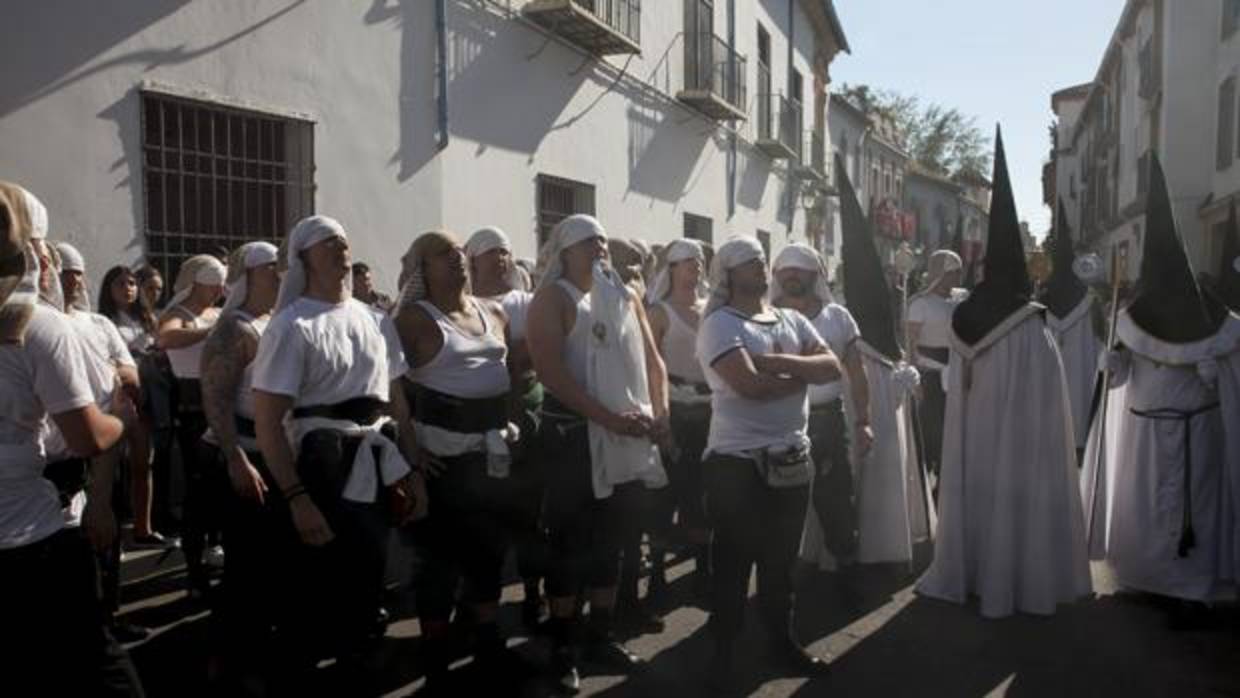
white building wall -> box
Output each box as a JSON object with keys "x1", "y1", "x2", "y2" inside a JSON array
[{"x1": 0, "y1": 0, "x2": 839, "y2": 294}]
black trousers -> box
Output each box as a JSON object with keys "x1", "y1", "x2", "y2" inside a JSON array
[
  {"x1": 200, "y1": 443, "x2": 298, "y2": 666},
  {"x1": 808, "y1": 400, "x2": 858, "y2": 560},
  {"x1": 0, "y1": 528, "x2": 145, "y2": 697},
  {"x1": 279, "y1": 430, "x2": 392, "y2": 667},
  {"x1": 916, "y1": 354, "x2": 947, "y2": 474},
  {"x1": 540, "y1": 408, "x2": 641, "y2": 598},
  {"x1": 704, "y1": 454, "x2": 809, "y2": 642},
  {"x1": 181, "y1": 417, "x2": 231, "y2": 589},
  {"x1": 407, "y1": 452, "x2": 510, "y2": 619}
]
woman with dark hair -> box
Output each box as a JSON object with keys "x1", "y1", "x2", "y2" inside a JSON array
[{"x1": 97, "y1": 265, "x2": 171, "y2": 547}]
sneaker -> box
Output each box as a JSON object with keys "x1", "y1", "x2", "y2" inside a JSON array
[
  {"x1": 204, "y1": 544, "x2": 226, "y2": 568},
  {"x1": 550, "y1": 647, "x2": 580, "y2": 694},
  {"x1": 130, "y1": 532, "x2": 180, "y2": 549},
  {"x1": 110, "y1": 622, "x2": 152, "y2": 643},
  {"x1": 583, "y1": 638, "x2": 642, "y2": 671}
]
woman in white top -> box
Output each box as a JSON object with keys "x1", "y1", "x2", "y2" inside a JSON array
[
  {"x1": 98, "y1": 265, "x2": 172, "y2": 545},
  {"x1": 157, "y1": 254, "x2": 226, "y2": 594},
  {"x1": 645, "y1": 238, "x2": 713, "y2": 604},
  {"x1": 906, "y1": 250, "x2": 965, "y2": 482},
  {"x1": 464, "y1": 226, "x2": 547, "y2": 628}
]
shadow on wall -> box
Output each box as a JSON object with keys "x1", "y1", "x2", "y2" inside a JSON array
[
  {"x1": 97, "y1": 92, "x2": 147, "y2": 257},
  {"x1": 365, "y1": 0, "x2": 440, "y2": 182},
  {"x1": 0, "y1": 0, "x2": 307, "y2": 119},
  {"x1": 738, "y1": 147, "x2": 772, "y2": 211},
  {"x1": 625, "y1": 88, "x2": 715, "y2": 205},
  {"x1": 445, "y1": 1, "x2": 591, "y2": 158}
]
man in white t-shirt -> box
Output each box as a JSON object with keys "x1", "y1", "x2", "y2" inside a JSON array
[
  {"x1": 696, "y1": 236, "x2": 840, "y2": 686},
  {"x1": 906, "y1": 249, "x2": 966, "y2": 483},
  {"x1": 252, "y1": 216, "x2": 425, "y2": 690},
  {"x1": 772, "y1": 243, "x2": 873, "y2": 568},
  {"x1": 0, "y1": 182, "x2": 144, "y2": 695}
]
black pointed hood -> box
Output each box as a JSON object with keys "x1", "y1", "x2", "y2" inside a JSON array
[
  {"x1": 952, "y1": 126, "x2": 1032, "y2": 345},
  {"x1": 1038, "y1": 201, "x2": 1087, "y2": 317},
  {"x1": 836, "y1": 154, "x2": 902, "y2": 360},
  {"x1": 1127, "y1": 155, "x2": 1226, "y2": 342},
  {"x1": 1216, "y1": 201, "x2": 1240, "y2": 312}
]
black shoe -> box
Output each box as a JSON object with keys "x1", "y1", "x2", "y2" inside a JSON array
[
  {"x1": 372, "y1": 606, "x2": 391, "y2": 639},
  {"x1": 550, "y1": 646, "x2": 580, "y2": 694},
  {"x1": 522, "y1": 596, "x2": 546, "y2": 630},
  {"x1": 617, "y1": 602, "x2": 665, "y2": 635},
  {"x1": 110, "y1": 622, "x2": 152, "y2": 644},
  {"x1": 773, "y1": 638, "x2": 831, "y2": 676},
  {"x1": 583, "y1": 638, "x2": 642, "y2": 671}
]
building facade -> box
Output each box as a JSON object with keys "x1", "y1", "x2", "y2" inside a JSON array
[
  {"x1": 1, "y1": 0, "x2": 848, "y2": 292},
  {"x1": 1047, "y1": 0, "x2": 1235, "y2": 281}
]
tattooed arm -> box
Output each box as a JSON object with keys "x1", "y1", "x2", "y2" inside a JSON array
[{"x1": 201, "y1": 313, "x2": 267, "y2": 502}]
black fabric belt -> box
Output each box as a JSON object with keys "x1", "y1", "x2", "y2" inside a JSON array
[
  {"x1": 177, "y1": 378, "x2": 203, "y2": 414},
  {"x1": 43, "y1": 458, "x2": 89, "y2": 508},
  {"x1": 235, "y1": 415, "x2": 257, "y2": 439},
  {"x1": 810, "y1": 397, "x2": 845, "y2": 415},
  {"x1": 669, "y1": 374, "x2": 711, "y2": 396},
  {"x1": 542, "y1": 394, "x2": 587, "y2": 432},
  {"x1": 917, "y1": 346, "x2": 950, "y2": 365},
  {"x1": 1130, "y1": 401, "x2": 1220, "y2": 558},
  {"x1": 413, "y1": 384, "x2": 507, "y2": 434},
  {"x1": 292, "y1": 397, "x2": 387, "y2": 426}
]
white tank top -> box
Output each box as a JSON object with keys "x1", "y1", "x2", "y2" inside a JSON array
[
  {"x1": 409, "y1": 299, "x2": 510, "y2": 399},
  {"x1": 658, "y1": 301, "x2": 705, "y2": 384},
  {"x1": 164, "y1": 305, "x2": 215, "y2": 379},
  {"x1": 557, "y1": 279, "x2": 593, "y2": 390},
  {"x1": 234, "y1": 311, "x2": 268, "y2": 419}
]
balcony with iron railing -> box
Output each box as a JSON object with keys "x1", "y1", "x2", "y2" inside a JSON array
[
  {"x1": 794, "y1": 129, "x2": 827, "y2": 181},
  {"x1": 755, "y1": 90, "x2": 800, "y2": 160},
  {"x1": 523, "y1": 0, "x2": 641, "y2": 55},
  {"x1": 677, "y1": 32, "x2": 747, "y2": 121}
]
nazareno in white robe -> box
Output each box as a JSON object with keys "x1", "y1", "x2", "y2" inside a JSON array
[
  {"x1": 1081, "y1": 310, "x2": 1240, "y2": 602},
  {"x1": 798, "y1": 340, "x2": 935, "y2": 569},
  {"x1": 1047, "y1": 296, "x2": 1102, "y2": 451},
  {"x1": 916, "y1": 304, "x2": 1092, "y2": 618}
]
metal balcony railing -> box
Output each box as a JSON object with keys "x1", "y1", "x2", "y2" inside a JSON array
[
  {"x1": 679, "y1": 32, "x2": 747, "y2": 121},
  {"x1": 756, "y1": 92, "x2": 800, "y2": 159},
  {"x1": 523, "y1": 0, "x2": 641, "y2": 55},
  {"x1": 795, "y1": 129, "x2": 827, "y2": 180}
]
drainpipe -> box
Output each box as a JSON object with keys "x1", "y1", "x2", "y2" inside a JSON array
[
  {"x1": 435, "y1": 0, "x2": 450, "y2": 151},
  {"x1": 727, "y1": 0, "x2": 737, "y2": 218},
  {"x1": 785, "y1": 0, "x2": 796, "y2": 237}
]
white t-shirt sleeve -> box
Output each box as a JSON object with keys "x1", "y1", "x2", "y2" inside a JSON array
[
  {"x1": 837, "y1": 307, "x2": 860, "y2": 350},
  {"x1": 32, "y1": 319, "x2": 95, "y2": 416},
  {"x1": 907, "y1": 297, "x2": 929, "y2": 324},
  {"x1": 791, "y1": 310, "x2": 827, "y2": 354},
  {"x1": 379, "y1": 313, "x2": 408, "y2": 381},
  {"x1": 696, "y1": 311, "x2": 746, "y2": 368},
  {"x1": 251, "y1": 314, "x2": 306, "y2": 398},
  {"x1": 98, "y1": 316, "x2": 136, "y2": 368}
]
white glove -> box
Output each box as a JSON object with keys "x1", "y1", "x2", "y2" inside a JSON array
[{"x1": 892, "y1": 363, "x2": 921, "y2": 395}]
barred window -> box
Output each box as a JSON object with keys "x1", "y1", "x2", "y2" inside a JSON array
[
  {"x1": 536, "y1": 174, "x2": 596, "y2": 249},
  {"x1": 140, "y1": 91, "x2": 315, "y2": 283},
  {"x1": 684, "y1": 212, "x2": 713, "y2": 245}
]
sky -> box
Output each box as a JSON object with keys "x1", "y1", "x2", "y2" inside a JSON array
[{"x1": 830, "y1": 0, "x2": 1126, "y2": 238}]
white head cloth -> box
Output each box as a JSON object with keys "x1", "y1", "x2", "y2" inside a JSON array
[
  {"x1": 222, "y1": 241, "x2": 279, "y2": 313},
  {"x1": 19, "y1": 187, "x2": 48, "y2": 241},
  {"x1": 275, "y1": 215, "x2": 348, "y2": 313},
  {"x1": 705, "y1": 236, "x2": 766, "y2": 316},
  {"x1": 395, "y1": 232, "x2": 440, "y2": 311},
  {"x1": 919, "y1": 249, "x2": 963, "y2": 297},
  {"x1": 166, "y1": 254, "x2": 227, "y2": 312},
  {"x1": 646, "y1": 238, "x2": 706, "y2": 303},
  {"x1": 773, "y1": 243, "x2": 834, "y2": 305},
  {"x1": 464, "y1": 226, "x2": 512, "y2": 259},
  {"x1": 535, "y1": 214, "x2": 608, "y2": 292},
  {"x1": 2, "y1": 243, "x2": 42, "y2": 324},
  {"x1": 53, "y1": 242, "x2": 91, "y2": 311}
]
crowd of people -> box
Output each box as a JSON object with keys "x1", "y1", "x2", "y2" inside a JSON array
[{"x1": 2, "y1": 126, "x2": 1238, "y2": 698}]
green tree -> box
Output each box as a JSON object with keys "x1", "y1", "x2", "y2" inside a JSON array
[{"x1": 838, "y1": 83, "x2": 990, "y2": 179}]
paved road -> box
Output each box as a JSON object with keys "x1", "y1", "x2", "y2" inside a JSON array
[{"x1": 120, "y1": 541, "x2": 1239, "y2": 697}]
